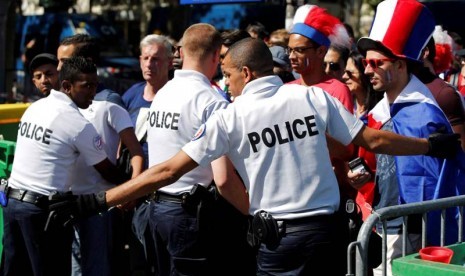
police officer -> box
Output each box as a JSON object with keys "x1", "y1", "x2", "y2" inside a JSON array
[
  {"x1": 144, "y1": 23, "x2": 254, "y2": 276},
  {"x1": 49, "y1": 38, "x2": 460, "y2": 276},
  {"x1": 58, "y1": 34, "x2": 144, "y2": 276},
  {"x1": 1, "y1": 57, "x2": 125, "y2": 276}
]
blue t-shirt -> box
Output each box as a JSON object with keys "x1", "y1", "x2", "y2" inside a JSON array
[
  {"x1": 122, "y1": 82, "x2": 151, "y2": 168},
  {"x1": 95, "y1": 87, "x2": 125, "y2": 107}
]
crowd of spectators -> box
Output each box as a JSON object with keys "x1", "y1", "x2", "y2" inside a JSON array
[{"x1": 4, "y1": 1, "x2": 465, "y2": 276}]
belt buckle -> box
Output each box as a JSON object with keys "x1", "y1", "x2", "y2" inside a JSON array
[
  {"x1": 147, "y1": 192, "x2": 157, "y2": 202},
  {"x1": 18, "y1": 189, "x2": 26, "y2": 201}
]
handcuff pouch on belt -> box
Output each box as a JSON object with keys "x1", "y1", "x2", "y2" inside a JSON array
[
  {"x1": 180, "y1": 184, "x2": 215, "y2": 236},
  {"x1": 249, "y1": 210, "x2": 282, "y2": 250},
  {"x1": 181, "y1": 184, "x2": 213, "y2": 215}
]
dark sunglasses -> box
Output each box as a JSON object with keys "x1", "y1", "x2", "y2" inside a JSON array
[
  {"x1": 324, "y1": 62, "x2": 341, "y2": 71},
  {"x1": 344, "y1": 70, "x2": 356, "y2": 79},
  {"x1": 362, "y1": 58, "x2": 395, "y2": 69}
]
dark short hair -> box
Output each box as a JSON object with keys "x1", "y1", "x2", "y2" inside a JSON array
[
  {"x1": 221, "y1": 29, "x2": 251, "y2": 48},
  {"x1": 424, "y1": 37, "x2": 436, "y2": 63},
  {"x1": 343, "y1": 23, "x2": 355, "y2": 39},
  {"x1": 449, "y1": 31, "x2": 463, "y2": 47},
  {"x1": 59, "y1": 56, "x2": 97, "y2": 84},
  {"x1": 60, "y1": 34, "x2": 100, "y2": 63},
  {"x1": 246, "y1": 22, "x2": 269, "y2": 39},
  {"x1": 329, "y1": 44, "x2": 350, "y2": 64},
  {"x1": 226, "y1": 37, "x2": 273, "y2": 77}
]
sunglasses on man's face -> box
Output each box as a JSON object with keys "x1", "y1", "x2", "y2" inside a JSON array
[
  {"x1": 362, "y1": 58, "x2": 396, "y2": 69},
  {"x1": 324, "y1": 62, "x2": 341, "y2": 72}
]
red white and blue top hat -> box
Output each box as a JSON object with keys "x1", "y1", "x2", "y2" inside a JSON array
[
  {"x1": 357, "y1": 0, "x2": 436, "y2": 61},
  {"x1": 290, "y1": 4, "x2": 350, "y2": 49}
]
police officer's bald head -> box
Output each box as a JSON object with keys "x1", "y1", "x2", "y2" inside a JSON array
[{"x1": 225, "y1": 38, "x2": 274, "y2": 78}]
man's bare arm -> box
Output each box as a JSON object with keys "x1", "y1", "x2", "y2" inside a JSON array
[
  {"x1": 212, "y1": 156, "x2": 249, "y2": 215},
  {"x1": 105, "y1": 150, "x2": 198, "y2": 207},
  {"x1": 326, "y1": 133, "x2": 354, "y2": 160},
  {"x1": 352, "y1": 125, "x2": 429, "y2": 155},
  {"x1": 119, "y1": 127, "x2": 144, "y2": 178}
]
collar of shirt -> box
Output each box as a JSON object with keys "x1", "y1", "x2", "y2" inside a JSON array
[
  {"x1": 174, "y1": 69, "x2": 211, "y2": 86},
  {"x1": 49, "y1": 89, "x2": 79, "y2": 110},
  {"x1": 242, "y1": 75, "x2": 283, "y2": 96}
]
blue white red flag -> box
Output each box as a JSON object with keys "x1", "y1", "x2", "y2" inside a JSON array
[{"x1": 368, "y1": 75, "x2": 465, "y2": 245}]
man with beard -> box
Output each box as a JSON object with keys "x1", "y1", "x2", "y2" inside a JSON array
[{"x1": 30, "y1": 53, "x2": 60, "y2": 97}]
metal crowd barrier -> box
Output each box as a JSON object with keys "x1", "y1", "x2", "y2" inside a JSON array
[{"x1": 346, "y1": 195, "x2": 465, "y2": 276}]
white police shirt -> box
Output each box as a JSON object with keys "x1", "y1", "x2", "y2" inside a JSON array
[
  {"x1": 70, "y1": 95, "x2": 133, "y2": 194},
  {"x1": 9, "y1": 90, "x2": 107, "y2": 196},
  {"x1": 183, "y1": 76, "x2": 364, "y2": 219},
  {"x1": 148, "y1": 70, "x2": 229, "y2": 195}
]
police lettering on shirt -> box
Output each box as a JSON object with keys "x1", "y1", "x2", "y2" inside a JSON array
[
  {"x1": 18, "y1": 121, "x2": 53, "y2": 145},
  {"x1": 148, "y1": 111, "x2": 180, "y2": 130},
  {"x1": 248, "y1": 115, "x2": 318, "y2": 153}
]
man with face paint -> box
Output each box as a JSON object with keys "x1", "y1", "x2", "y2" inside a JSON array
[
  {"x1": 351, "y1": 1, "x2": 465, "y2": 275},
  {"x1": 287, "y1": 5, "x2": 353, "y2": 112}
]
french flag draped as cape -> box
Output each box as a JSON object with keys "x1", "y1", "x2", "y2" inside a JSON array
[{"x1": 368, "y1": 75, "x2": 465, "y2": 245}]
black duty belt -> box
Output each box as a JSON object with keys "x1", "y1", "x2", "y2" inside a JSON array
[
  {"x1": 8, "y1": 187, "x2": 49, "y2": 207},
  {"x1": 153, "y1": 192, "x2": 185, "y2": 203},
  {"x1": 277, "y1": 214, "x2": 334, "y2": 234}
]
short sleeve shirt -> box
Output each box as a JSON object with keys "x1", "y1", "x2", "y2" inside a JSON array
[
  {"x1": 8, "y1": 90, "x2": 107, "y2": 195},
  {"x1": 148, "y1": 70, "x2": 229, "y2": 194},
  {"x1": 122, "y1": 82, "x2": 151, "y2": 167},
  {"x1": 183, "y1": 76, "x2": 363, "y2": 219},
  {"x1": 70, "y1": 91, "x2": 133, "y2": 194},
  {"x1": 426, "y1": 78, "x2": 465, "y2": 126}
]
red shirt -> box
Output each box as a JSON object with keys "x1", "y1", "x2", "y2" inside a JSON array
[{"x1": 287, "y1": 75, "x2": 354, "y2": 113}]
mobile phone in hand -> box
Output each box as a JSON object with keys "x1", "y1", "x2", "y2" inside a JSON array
[{"x1": 348, "y1": 157, "x2": 372, "y2": 175}]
